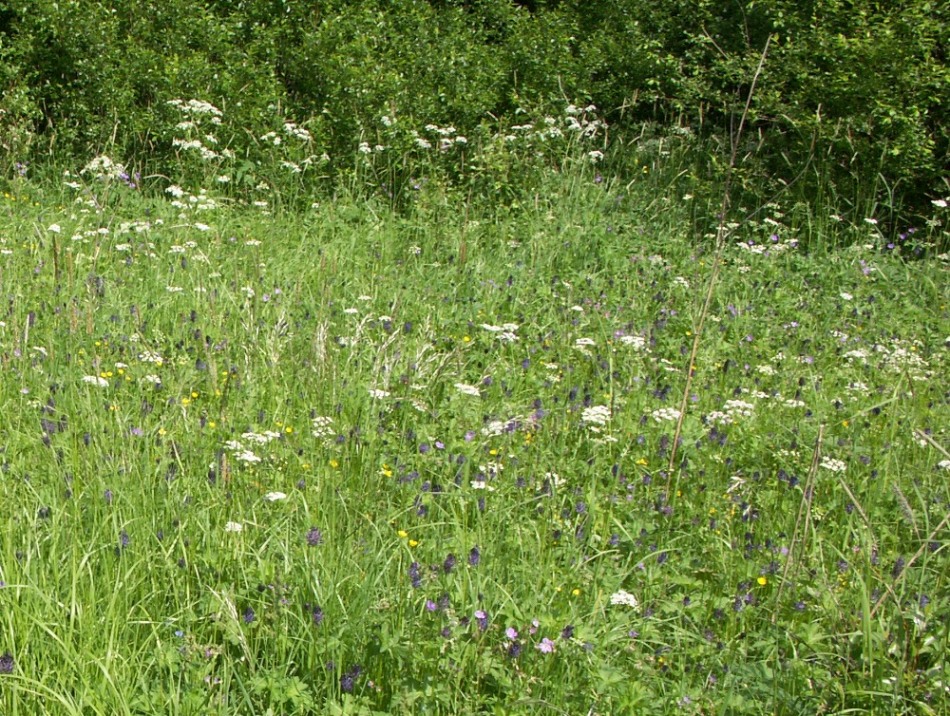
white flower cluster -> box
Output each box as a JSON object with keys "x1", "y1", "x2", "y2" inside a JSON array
[
  {"x1": 723, "y1": 400, "x2": 755, "y2": 418},
  {"x1": 820, "y1": 457, "x2": 847, "y2": 473},
  {"x1": 455, "y1": 383, "x2": 481, "y2": 397},
  {"x1": 581, "y1": 405, "x2": 611, "y2": 426},
  {"x1": 651, "y1": 407, "x2": 681, "y2": 422},
  {"x1": 878, "y1": 340, "x2": 931, "y2": 380},
  {"x1": 619, "y1": 335, "x2": 647, "y2": 350},
  {"x1": 312, "y1": 416, "x2": 334, "y2": 439},
  {"x1": 165, "y1": 186, "x2": 219, "y2": 212},
  {"x1": 564, "y1": 104, "x2": 604, "y2": 138},
  {"x1": 172, "y1": 137, "x2": 223, "y2": 161},
  {"x1": 168, "y1": 99, "x2": 223, "y2": 120},
  {"x1": 235, "y1": 450, "x2": 261, "y2": 464},
  {"x1": 609, "y1": 589, "x2": 640, "y2": 609},
  {"x1": 574, "y1": 337, "x2": 596, "y2": 356},
  {"x1": 242, "y1": 430, "x2": 282, "y2": 445},
  {"x1": 81, "y1": 155, "x2": 128, "y2": 182},
  {"x1": 481, "y1": 323, "x2": 519, "y2": 343}
]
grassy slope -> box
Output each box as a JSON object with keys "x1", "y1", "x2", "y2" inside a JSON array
[{"x1": 0, "y1": 170, "x2": 948, "y2": 715}]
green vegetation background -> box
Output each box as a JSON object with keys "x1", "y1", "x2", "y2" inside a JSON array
[{"x1": 1, "y1": 0, "x2": 947, "y2": 227}]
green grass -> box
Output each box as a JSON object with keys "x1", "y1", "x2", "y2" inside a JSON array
[{"x1": 0, "y1": 152, "x2": 948, "y2": 715}]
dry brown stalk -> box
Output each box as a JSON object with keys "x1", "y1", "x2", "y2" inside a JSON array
[{"x1": 665, "y1": 36, "x2": 773, "y2": 497}]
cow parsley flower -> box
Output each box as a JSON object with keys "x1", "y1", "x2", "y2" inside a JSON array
[{"x1": 610, "y1": 589, "x2": 640, "y2": 609}]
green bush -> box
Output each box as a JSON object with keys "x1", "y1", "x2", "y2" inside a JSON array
[{"x1": 0, "y1": 0, "x2": 946, "y2": 225}]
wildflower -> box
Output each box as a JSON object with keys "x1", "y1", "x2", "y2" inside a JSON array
[
  {"x1": 468, "y1": 546, "x2": 481, "y2": 566},
  {"x1": 408, "y1": 562, "x2": 422, "y2": 588},
  {"x1": 340, "y1": 665, "x2": 362, "y2": 693},
  {"x1": 651, "y1": 407, "x2": 682, "y2": 423},
  {"x1": 505, "y1": 627, "x2": 519, "y2": 640},
  {"x1": 82, "y1": 375, "x2": 109, "y2": 388},
  {"x1": 454, "y1": 383, "x2": 481, "y2": 397},
  {"x1": 306, "y1": 527, "x2": 323, "y2": 546},
  {"x1": 582, "y1": 405, "x2": 611, "y2": 426},
  {"x1": 891, "y1": 556, "x2": 905, "y2": 579},
  {"x1": 474, "y1": 610, "x2": 489, "y2": 631},
  {"x1": 609, "y1": 589, "x2": 640, "y2": 609},
  {"x1": 537, "y1": 638, "x2": 556, "y2": 654},
  {"x1": 619, "y1": 335, "x2": 646, "y2": 349},
  {"x1": 819, "y1": 457, "x2": 846, "y2": 473},
  {"x1": 263, "y1": 491, "x2": 287, "y2": 502},
  {"x1": 310, "y1": 605, "x2": 324, "y2": 625},
  {"x1": 443, "y1": 553, "x2": 457, "y2": 574},
  {"x1": 243, "y1": 607, "x2": 255, "y2": 624},
  {"x1": 0, "y1": 652, "x2": 13, "y2": 674},
  {"x1": 224, "y1": 521, "x2": 243, "y2": 533}
]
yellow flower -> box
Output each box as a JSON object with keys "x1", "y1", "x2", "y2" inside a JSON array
[
  {"x1": 397, "y1": 530, "x2": 409, "y2": 539},
  {"x1": 757, "y1": 576, "x2": 768, "y2": 586},
  {"x1": 571, "y1": 588, "x2": 581, "y2": 597},
  {"x1": 408, "y1": 539, "x2": 420, "y2": 548},
  {"x1": 329, "y1": 459, "x2": 339, "y2": 469}
]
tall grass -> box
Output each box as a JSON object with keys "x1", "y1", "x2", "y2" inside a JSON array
[{"x1": 0, "y1": 122, "x2": 948, "y2": 714}]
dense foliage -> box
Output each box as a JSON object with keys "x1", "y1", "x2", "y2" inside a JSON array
[{"x1": 1, "y1": 0, "x2": 947, "y2": 225}]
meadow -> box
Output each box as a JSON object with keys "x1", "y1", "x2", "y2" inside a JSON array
[{"x1": 0, "y1": 105, "x2": 949, "y2": 715}]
